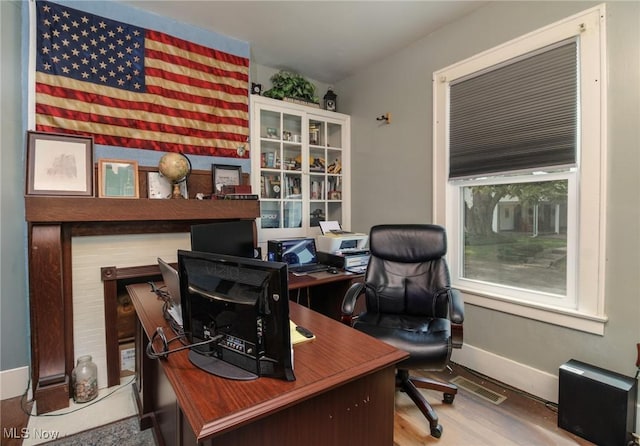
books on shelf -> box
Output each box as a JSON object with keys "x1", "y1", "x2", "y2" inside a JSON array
[
  {"x1": 266, "y1": 152, "x2": 276, "y2": 168},
  {"x1": 261, "y1": 174, "x2": 281, "y2": 199},
  {"x1": 223, "y1": 194, "x2": 259, "y2": 200},
  {"x1": 284, "y1": 176, "x2": 301, "y2": 198},
  {"x1": 261, "y1": 151, "x2": 279, "y2": 168},
  {"x1": 310, "y1": 180, "x2": 325, "y2": 200},
  {"x1": 283, "y1": 97, "x2": 320, "y2": 108}
]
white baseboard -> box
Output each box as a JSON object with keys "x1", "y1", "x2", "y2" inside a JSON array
[
  {"x1": 451, "y1": 343, "x2": 559, "y2": 403},
  {"x1": 0, "y1": 366, "x2": 31, "y2": 400},
  {"x1": 451, "y1": 344, "x2": 640, "y2": 435}
]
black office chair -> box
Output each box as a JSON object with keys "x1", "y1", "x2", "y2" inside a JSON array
[{"x1": 341, "y1": 224, "x2": 464, "y2": 438}]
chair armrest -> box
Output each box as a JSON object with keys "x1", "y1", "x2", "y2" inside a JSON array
[
  {"x1": 340, "y1": 281, "x2": 365, "y2": 325},
  {"x1": 449, "y1": 288, "x2": 464, "y2": 325},
  {"x1": 448, "y1": 288, "x2": 464, "y2": 348}
]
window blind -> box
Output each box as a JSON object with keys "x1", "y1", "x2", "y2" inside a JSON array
[{"x1": 449, "y1": 39, "x2": 577, "y2": 179}]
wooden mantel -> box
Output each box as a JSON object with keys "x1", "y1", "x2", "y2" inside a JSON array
[
  {"x1": 26, "y1": 195, "x2": 259, "y2": 414},
  {"x1": 25, "y1": 196, "x2": 259, "y2": 223}
]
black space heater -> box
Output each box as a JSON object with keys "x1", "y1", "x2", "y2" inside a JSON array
[{"x1": 558, "y1": 359, "x2": 637, "y2": 446}]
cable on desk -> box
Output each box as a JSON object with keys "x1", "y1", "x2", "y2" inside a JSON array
[
  {"x1": 148, "y1": 281, "x2": 173, "y2": 317},
  {"x1": 148, "y1": 281, "x2": 184, "y2": 337},
  {"x1": 145, "y1": 281, "x2": 221, "y2": 359},
  {"x1": 145, "y1": 327, "x2": 222, "y2": 360}
]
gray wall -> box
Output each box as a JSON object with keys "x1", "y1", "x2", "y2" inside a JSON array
[
  {"x1": 1, "y1": 0, "x2": 29, "y2": 372},
  {"x1": 336, "y1": 1, "x2": 640, "y2": 377}
]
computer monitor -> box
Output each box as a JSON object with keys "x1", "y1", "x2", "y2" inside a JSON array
[
  {"x1": 177, "y1": 249, "x2": 295, "y2": 381},
  {"x1": 190, "y1": 220, "x2": 255, "y2": 258},
  {"x1": 268, "y1": 238, "x2": 318, "y2": 266}
]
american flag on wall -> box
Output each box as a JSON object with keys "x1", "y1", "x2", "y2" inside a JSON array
[{"x1": 34, "y1": 1, "x2": 250, "y2": 157}]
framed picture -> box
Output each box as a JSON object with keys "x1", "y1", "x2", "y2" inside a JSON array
[
  {"x1": 25, "y1": 131, "x2": 94, "y2": 196},
  {"x1": 98, "y1": 159, "x2": 139, "y2": 198},
  {"x1": 148, "y1": 171, "x2": 187, "y2": 199},
  {"x1": 212, "y1": 164, "x2": 242, "y2": 193}
]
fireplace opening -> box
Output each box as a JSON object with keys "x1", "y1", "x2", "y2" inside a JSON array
[{"x1": 102, "y1": 264, "x2": 164, "y2": 387}]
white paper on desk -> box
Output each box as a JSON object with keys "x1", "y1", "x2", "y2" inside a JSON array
[
  {"x1": 290, "y1": 320, "x2": 315, "y2": 345},
  {"x1": 319, "y1": 220, "x2": 341, "y2": 234}
]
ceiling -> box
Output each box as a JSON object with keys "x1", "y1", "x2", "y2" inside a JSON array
[{"x1": 119, "y1": 1, "x2": 487, "y2": 84}]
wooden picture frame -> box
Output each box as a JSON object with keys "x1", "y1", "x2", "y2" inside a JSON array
[
  {"x1": 98, "y1": 159, "x2": 139, "y2": 198},
  {"x1": 212, "y1": 164, "x2": 242, "y2": 193},
  {"x1": 26, "y1": 131, "x2": 94, "y2": 196}
]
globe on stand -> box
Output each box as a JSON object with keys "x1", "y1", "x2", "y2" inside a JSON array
[{"x1": 158, "y1": 152, "x2": 191, "y2": 199}]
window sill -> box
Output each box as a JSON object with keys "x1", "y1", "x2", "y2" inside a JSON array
[{"x1": 461, "y1": 291, "x2": 607, "y2": 335}]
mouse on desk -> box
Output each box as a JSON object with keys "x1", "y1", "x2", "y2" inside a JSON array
[{"x1": 327, "y1": 266, "x2": 339, "y2": 274}]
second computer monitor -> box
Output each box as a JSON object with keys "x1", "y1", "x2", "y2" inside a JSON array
[{"x1": 190, "y1": 220, "x2": 255, "y2": 258}]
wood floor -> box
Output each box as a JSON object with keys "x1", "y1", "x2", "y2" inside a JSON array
[
  {"x1": 1, "y1": 396, "x2": 32, "y2": 446},
  {"x1": 395, "y1": 364, "x2": 593, "y2": 445},
  {"x1": 1, "y1": 364, "x2": 593, "y2": 446}
]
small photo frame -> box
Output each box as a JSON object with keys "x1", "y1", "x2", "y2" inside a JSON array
[
  {"x1": 212, "y1": 164, "x2": 242, "y2": 193},
  {"x1": 26, "y1": 131, "x2": 94, "y2": 196},
  {"x1": 148, "y1": 171, "x2": 188, "y2": 199},
  {"x1": 98, "y1": 159, "x2": 139, "y2": 198}
]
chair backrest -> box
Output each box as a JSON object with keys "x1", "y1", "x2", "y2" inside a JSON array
[{"x1": 364, "y1": 224, "x2": 452, "y2": 318}]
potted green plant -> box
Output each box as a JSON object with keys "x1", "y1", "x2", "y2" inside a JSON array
[{"x1": 263, "y1": 70, "x2": 319, "y2": 104}]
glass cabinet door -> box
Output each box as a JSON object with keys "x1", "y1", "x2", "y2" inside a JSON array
[
  {"x1": 258, "y1": 108, "x2": 304, "y2": 229},
  {"x1": 308, "y1": 118, "x2": 344, "y2": 227}
]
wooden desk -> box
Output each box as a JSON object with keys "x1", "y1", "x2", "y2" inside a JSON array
[
  {"x1": 127, "y1": 283, "x2": 407, "y2": 446},
  {"x1": 287, "y1": 270, "x2": 363, "y2": 319}
]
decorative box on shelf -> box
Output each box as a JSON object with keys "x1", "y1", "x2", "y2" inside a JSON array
[
  {"x1": 214, "y1": 185, "x2": 258, "y2": 200},
  {"x1": 283, "y1": 97, "x2": 320, "y2": 108},
  {"x1": 119, "y1": 342, "x2": 135, "y2": 377}
]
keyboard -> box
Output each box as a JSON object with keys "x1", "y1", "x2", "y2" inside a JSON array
[
  {"x1": 345, "y1": 266, "x2": 367, "y2": 274},
  {"x1": 290, "y1": 264, "x2": 328, "y2": 273}
]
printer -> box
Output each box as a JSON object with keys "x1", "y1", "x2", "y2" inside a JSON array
[
  {"x1": 316, "y1": 232, "x2": 369, "y2": 254},
  {"x1": 316, "y1": 222, "x2": 369, "y2": 273}
]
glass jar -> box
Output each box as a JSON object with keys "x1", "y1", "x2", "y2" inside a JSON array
[{"x1": 72, "y1": 355, "x2": 98, "y2": 403}]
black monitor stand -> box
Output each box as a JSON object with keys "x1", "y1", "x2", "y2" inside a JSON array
[{"x1": 188, "y1": 350, "x2": 258, "y2": 381}]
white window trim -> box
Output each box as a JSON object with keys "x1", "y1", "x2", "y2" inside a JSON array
[{"x1": 432, "y1": 5, "x2": 607, "y2": 335}]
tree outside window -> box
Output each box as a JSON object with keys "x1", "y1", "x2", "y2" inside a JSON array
[{"x1": 462, "y1": 180, "x2": 567, "y2": 296}]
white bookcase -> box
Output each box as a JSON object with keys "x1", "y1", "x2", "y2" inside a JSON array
[{"x1": 250, "y1": 95, "x2": 351, "y2": 245}]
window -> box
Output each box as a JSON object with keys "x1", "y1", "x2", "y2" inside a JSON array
[{"x1": 433, "y1": 6, "x2": 607, "y2": 334}]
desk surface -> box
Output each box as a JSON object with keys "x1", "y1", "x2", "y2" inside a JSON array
[
  {"x1": 127, "y1": 282, "x2": 406, "y2": 443},
  {"x1": 287, "y1": 269, "x2": 361, "y2": 290}
]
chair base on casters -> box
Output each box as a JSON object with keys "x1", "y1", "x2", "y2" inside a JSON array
[{"x1": 396, "y1": 370, "x2": 458, "y2": 439}]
